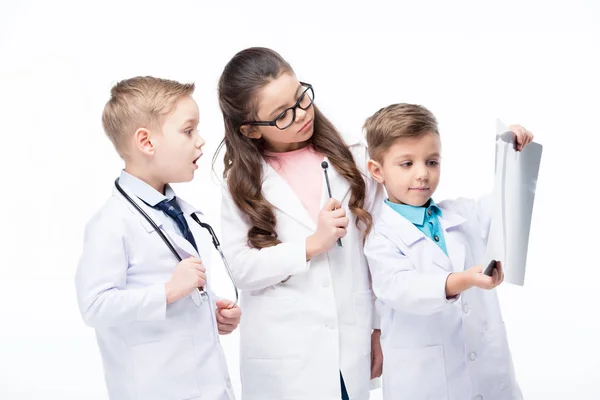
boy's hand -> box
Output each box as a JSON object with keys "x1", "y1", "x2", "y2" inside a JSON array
[
  {"x1": 468, "y1": 262, "x2": 504, "y2": 290},
  {"x1": 165, "y1": 257, "x2": 206, "y2": 304},
  {"x1": 215, "y1": 299, "x2": 241, "y2": 335},
  {"x1": 446, "y1": 262, "x2": 504, "y2": 297},
  {"x1": 508, "y1": 124, "x2": 534, "y2": 151}
]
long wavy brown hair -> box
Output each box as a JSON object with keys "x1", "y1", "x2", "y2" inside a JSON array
[{"x1": 213, "y1": 47, "x2": 372, "y2": 249}]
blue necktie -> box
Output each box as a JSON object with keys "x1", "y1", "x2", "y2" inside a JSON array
[{"x1": 154, "y1": 197, "x2": 198, "y2": 252}]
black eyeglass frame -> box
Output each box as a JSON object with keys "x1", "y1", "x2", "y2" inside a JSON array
[{"x1": 241, "y1": 82, "x2": 314, "y2": 130}]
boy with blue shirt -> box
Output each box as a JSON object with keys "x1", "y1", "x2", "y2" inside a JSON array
[
  {"x1": 75, "y1": 76, "x2": 240, "y2": 400},
  {"x1": 363, "y1": 103, "x2": 533, "y2": 400}
]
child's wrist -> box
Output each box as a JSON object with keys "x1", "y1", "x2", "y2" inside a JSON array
[
  {"x1": 305, "y1": 235, "x2": 321, "y2": 260},
  {"x1": 458, "y1": 271, "x2": 475, "y2": 292},
  {"x1": 164, "y1": 283, "x2": 178, "y2": 304},
  {"x1": 446, "y1": 271, "x2": 472, "y2": 297},
  {"x1": 445, "y1": 273, "x2": 457, "y2": 298}
]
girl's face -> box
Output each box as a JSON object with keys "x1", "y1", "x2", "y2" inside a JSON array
[{"x1": 241, "y1": 72, "x2": 315, "y2": 153}]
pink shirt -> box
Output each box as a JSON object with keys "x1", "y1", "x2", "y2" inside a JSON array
[{"x1": 265, "y1": 145, "x2": 323, "y2": 224}]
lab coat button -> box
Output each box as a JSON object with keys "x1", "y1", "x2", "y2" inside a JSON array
[
  {"x1": 434, "y1": 235, "x2": 439, "y2": 242},
  {"x1": 469, "y1": 352, "x2": 477, "y2": 361},
  {"x1": 462, "y1": 303, "x2": 470, "y2": 313},
  {"x1": 427, "y1": 209, "x2": 432, "y2": 216}
]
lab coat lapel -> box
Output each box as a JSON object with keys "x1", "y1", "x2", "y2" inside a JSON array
[
  {"x1": 321, "y1": 156, "x2": 352, "y2": 206},
  {"x1": 380, "y1": 205, "x2": 454, "y2": 273},
  {"x1": 113, "y1": 187, "x2": 200, "y2": 259},
  {"x1": 439, "y1": 207, "x2": 467, "y2": 273},
  {"x1": 114, "y1": 186, "x2": 162, "y2": 234},
  {"x1": 262, "y1": 161, "x2": 316, "y2": 231}
]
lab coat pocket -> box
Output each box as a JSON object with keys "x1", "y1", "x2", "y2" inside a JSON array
[
  {"x1": 131, "y1": 335, "x2": 199, "y2": 400},
  {"x1": 383, "y1": 345, "x2": 448, "y2": 400}
]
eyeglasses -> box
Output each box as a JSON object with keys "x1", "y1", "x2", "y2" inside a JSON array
[{"x1": 242, "y1": 82, "x2": 314, "y2": 130}]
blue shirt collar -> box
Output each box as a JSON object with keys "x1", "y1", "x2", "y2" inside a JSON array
[
  {"x1": 118, "y1": 170, "x2": 175, "y2": 207},
  {"x1": 384, "y1": 198, "x2": 442, "y2": 226}
]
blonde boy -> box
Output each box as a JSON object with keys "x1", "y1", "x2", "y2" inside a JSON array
[{"x1": 75, "y1": 76, "x2": 240, "y2": 400}]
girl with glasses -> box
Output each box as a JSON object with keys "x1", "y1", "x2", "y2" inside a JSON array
[{"x1": 214, "y1": 47, "x2": 384, "y2": 400}]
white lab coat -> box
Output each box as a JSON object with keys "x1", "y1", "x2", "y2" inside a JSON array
[
  {"x1": 364, "y1": 197, "x2": 522, "y2": 400},
  {"x1": 75, "y1": 186, "x2": 234, "y2": 400},
  {"x1": 220, "y1": 136, "x2": 384, "y2": 400}
]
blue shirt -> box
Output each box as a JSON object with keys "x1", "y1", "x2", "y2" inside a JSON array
[{"x1": 385, "y1": 198, "x2": 448, "y2": 256}]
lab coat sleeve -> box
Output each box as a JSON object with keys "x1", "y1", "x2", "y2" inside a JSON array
[
  {"x1": 364, "y1": 231, "x2": 456, "y2": 315},
  {"x1": 220, "y1": 183, "x2": 311, "y2": 291},
  {"x1": 357, "y1": 143, "x2": 386, "y2": 330},
  {"x1": 371, "y1": 294, "x2": 381, "y2": 330},
  {"x1": 75, "y1": 210, "x2": 166, "y2": 328}
]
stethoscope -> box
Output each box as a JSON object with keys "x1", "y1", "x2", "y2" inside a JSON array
[{"x1": 114, "y1": 178, "x2": 238, "y2": 308}]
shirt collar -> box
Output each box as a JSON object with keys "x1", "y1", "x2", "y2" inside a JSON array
[
  {"x1": 384, "y1": 198, "x2": 442, "y2": 226},
  {"x1": 118, "y1": 170, "x2": 175, "y2": 207}
]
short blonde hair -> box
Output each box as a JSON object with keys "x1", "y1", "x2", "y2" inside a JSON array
[
  {"x1": 102, "y1": 76, "x2": 195, "y2": 158},
  {"x1": 363, "y1": 103, "x2": 439, "y2": 163}
]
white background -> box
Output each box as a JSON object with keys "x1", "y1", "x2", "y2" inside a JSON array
[{"x1": 1, "y1": 1, "x2": 599, "y2": 399}]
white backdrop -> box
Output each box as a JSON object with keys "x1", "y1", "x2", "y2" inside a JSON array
[{"x1": 1, "y1": 1, "x2": 599, "y2": 399}]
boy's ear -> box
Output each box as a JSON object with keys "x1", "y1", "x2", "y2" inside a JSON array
[
  {"x1": 240, "y1": 124, "x2": 262, "y2": 140},
  {"x1": 134, "y1": 127, "x2": 155, "y2": 154},
  {"x1": 367, "y1": 159, "x2": 385, "y2": 184}
]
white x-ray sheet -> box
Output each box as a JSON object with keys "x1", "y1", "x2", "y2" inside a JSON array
[{"x1": 484, "y1": 120, "x2": 543, "y2": 286}]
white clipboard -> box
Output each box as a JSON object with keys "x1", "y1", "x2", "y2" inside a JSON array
[{"x1": 484, "y1": 120, "x2": 543, "y2": 286}]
